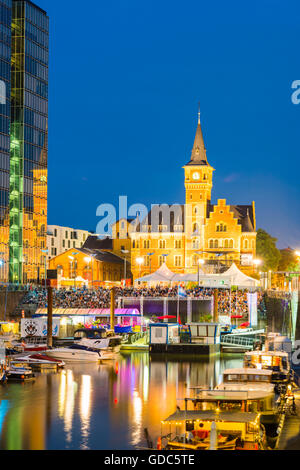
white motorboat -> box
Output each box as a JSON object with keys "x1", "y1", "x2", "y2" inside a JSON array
[
  {"x1": 74, "y1": 328, "x2": 122, "y2": 356},
  {"x1": 6, "y1": 365, "x2": 35, "y2": 382},
  {"x1": 45, "y1": 345, "x2": 101, "y2": 362}
]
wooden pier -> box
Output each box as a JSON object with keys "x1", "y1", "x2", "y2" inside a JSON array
[{"x1": 277, "y1": 392, "x2": 300, "y2": 449}]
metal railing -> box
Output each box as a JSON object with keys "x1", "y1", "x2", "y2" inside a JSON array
[{"x1": 221, "y1": 335, "x2": 254, "y2": 348}]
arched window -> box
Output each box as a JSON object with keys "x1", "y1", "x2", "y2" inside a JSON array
[
  {"x1": 209, "y1": 239, "x2": 214, "y2": 249},
  {"x1": 229, "y1": 239, "x2": 233, "y2": 248},
  {"x1": 193, "y1": 223, "x2": 199, "y2": 233},
  {"x1": 132, "y1": 240, "x2": 136, "y2": 249},
  {"x1": 214, "y1": 239, "x2": 218, "y2": 248},
  {"x1": 244, "y1": 239, "x2": 249, "y2": 249},
  {"x1": 224, "y1": 239, "x2": 229, "y2": 248}
]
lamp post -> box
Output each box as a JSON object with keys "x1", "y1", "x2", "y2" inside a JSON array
[
  {"x1": 253, "y1": 258, "x2": 261, "y2": 274},
  {"x1": 41, "y1": 249, "x2": 48, "y2": 288},
  {"x1": 136, "y1": 257, "x2": 143, "y2": 278},
  {"x1": 84, "y1": 256, "x2": 92, "y2": 288},
  {"x1": 69, "y1": 252, "x2": 79, "y2": 288},
  {"x1": 147, "y1": 252, "x2": 154, "y2": 274},
  {"x1": 194, "y1": 251, "x2": 205, "y2": 285},
  {"x1": 121, "y1": 249, "x2": 129, "y2": 285}
]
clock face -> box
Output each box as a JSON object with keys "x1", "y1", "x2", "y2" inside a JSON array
[{"x1": 193, "y1": 172, "x2": 200, "y2": 181}]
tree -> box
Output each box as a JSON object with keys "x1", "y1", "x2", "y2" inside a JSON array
[
  {"x1": 256, "y1": 228, "x2": 281, "y2": 271},
  {"x1": 278, "y1": 248, "x2": 300, "y2": 272}
]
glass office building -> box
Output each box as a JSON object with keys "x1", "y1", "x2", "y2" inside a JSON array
[
  {"x1": 0, "y1": 0, "x2": 48, "y2": 283},
  {"x1": 0, "y1": 0, "x2": 11, "y2": 283}
]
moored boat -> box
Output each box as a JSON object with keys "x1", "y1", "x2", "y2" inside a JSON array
[
  {"x1": 12, "y1": 354, "x2": 65, "y2": 369},
  {"x1": 6, "y1": 365, "x2": 35, "y2": 382},
  {"x1": 243, "y1": 350, "x2": 291, "y2": 390},
  {"x1": 45, "y1": 344, "x2": 101, "y2": 362},
  {"x1": 159, "y1": 409, "x2": 266, "y2": 450}
]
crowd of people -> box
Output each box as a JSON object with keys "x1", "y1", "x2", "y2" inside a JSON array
[{"x1": 21, "y1": 285, "x2": 264, "y2": 315}]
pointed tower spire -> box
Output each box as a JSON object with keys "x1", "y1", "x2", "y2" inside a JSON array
[{"x1": 187, "y1": 106, "x2": 208, "y2": 165}]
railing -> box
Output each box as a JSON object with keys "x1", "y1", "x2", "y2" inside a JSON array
[{"x1": 221, "y1": 335, "x2": 254, "y2": 348}]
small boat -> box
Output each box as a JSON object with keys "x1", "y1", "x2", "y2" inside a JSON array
[
  {"x1": 73, "y1": 328, "x2": 122, "y2": 357},
  {"x1": 243, "y1": 350, "x2": 291, "y2": 388},
  {"x1": 0, "y1": 363, "x2": 7, "y2": 383},
  {"x1": 45, "y1": 344, "x2": 101, "y2": 362},
  {"x1": 12, "y1": 354, "x2": 65, "y2": 369},
  {"x1": 6, "y1": 365, "x2": 35, "y2": 382}
]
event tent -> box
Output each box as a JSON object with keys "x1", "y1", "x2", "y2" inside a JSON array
[
  {"x1": 134, "y1": 263, "x2": 176, "y2": 284},
  {"x1": 222, "y1": 263, "x2": 259, "y2": 288}
]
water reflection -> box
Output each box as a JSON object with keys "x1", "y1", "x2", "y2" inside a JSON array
[{"x1": 0, "y1": 353, "x2": 242, "y2": 450}]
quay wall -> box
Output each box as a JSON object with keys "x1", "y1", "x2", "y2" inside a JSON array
[
  {"x1": 0, "y1": 291, "x2": 28, "y2": 321},
  {"x1": 265, "y1": 292, "x2": 300, "y2": 341}
]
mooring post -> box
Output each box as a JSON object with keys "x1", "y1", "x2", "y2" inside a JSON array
[
  {"x1": 214, "y1": 289, "x2": 219, "y2": 323},
  {"x1": 47, "y1": 285, "x2": 53, "y2": 348},
  {"x1": 110, "y1": 287, "x2": 115, "y2": 333}
]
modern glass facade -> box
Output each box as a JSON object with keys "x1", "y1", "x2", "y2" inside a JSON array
[
  {"x1": 0, "y1": 0, "x2": 11, "y2": 282},
  {"x1": 0, "y1": 0, "x2": 48, "y2": 284}
]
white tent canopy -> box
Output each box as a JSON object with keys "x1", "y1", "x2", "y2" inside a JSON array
[
  {"x1": 134, "y1": 262, "x2": 259, "y2": 288},
  {"x1": 134, "y1": 263, "x2": 176, "y2": 284},
  {"x1": 222, "y1": 263, "x2": 259, "y2": 287}
]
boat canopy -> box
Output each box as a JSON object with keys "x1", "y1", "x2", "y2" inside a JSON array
[{"x1": 163, "y1": 410, "x2": 259, "y2": 423}]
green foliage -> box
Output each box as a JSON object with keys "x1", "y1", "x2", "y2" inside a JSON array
[
  {"x1": 278, "y1": 249, "x2": 300, "y2": 273},
  {"x1": 199, "y1": 314, "x2": 213, "y2": 322},
  {"x1": 256, "y1": 228, "x2": 281, "y2": 271}
]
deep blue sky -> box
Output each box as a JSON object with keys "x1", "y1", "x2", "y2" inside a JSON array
[{"x1": 39, "y1": 0, "x2": 300, "y2": 248}]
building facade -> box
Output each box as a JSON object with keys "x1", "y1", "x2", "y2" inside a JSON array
[
  {"x1": 0, "y1": 0, "x2": 12, "y2": 282},
  {"x1": 130, "y1": 113, "x2": 257, "y2": 279},
  {"x1": 47, "y1": 225, "x2": 93, "y2": 261},
  {"x1": 0, "y1": 0, "x2": 48, "y2": 284},
  {"x1": 48, "y1": 247, "x2": 124, "y2": 288}
]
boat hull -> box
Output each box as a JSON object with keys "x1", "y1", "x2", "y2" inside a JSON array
[{"x1": 46, "y1": 349, "x2": 100, "y2": 362}]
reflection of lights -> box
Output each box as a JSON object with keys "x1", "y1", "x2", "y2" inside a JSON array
[
  {"x1": 64, "y1": 370, "x2": 76, "y2": 442},
  {"x1": 131, "y1": 391, "x2": 142, "y2": 446},
  {"x1": 58, "y1": 370, "x2": 66, "y2": 418},
  {"x1": 80, "y1": 375, "x2": 91, "y2": 449},
  {"x1": 0, "y1": 400, "x2": 10, "y2": 432},
  {"x1": 143, "y1": 365, "x2": 149, "y2": 402},
  {"x1": 80, "y1": 375, "x2": 91, "y2": 420}
]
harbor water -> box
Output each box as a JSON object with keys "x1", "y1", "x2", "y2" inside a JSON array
[{"x1": 0, "y1": 352, "x2": 243, "y2": 450}]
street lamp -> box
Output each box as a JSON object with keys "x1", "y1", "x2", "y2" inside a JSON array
[
  {"x1": 136, "y1": 257, "x2": 143, "y2": 278},
  {"x1": 253, "y1": 258, "x2": 262, "y2": 273},
  {"x1": 41, "y1": 249, "x2": 49, "y2": 288},
  {"x1": 147, "y1": 252, "x2": 154, "y2": 274},
  {"x1": 121, "y1": 249, "x2": 129, "y2": 285},
  {"x1": 69, "y1": 252, "x2": 78, "y2": 287},
  {"x1": 84, "y1": 256, "x2": 92, "y2": 288}
]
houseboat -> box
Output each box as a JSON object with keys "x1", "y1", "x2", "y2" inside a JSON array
[
  {"x1": 243, "y1": 351, "x2": 291, "y2": 388},
  {"x1": 159, "y1": 407, "x2": 266, "y2": 450}
]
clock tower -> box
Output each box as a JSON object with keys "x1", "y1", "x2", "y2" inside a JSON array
[{"x1": 183, "y1": 109, "x2": 214, "y2": 242}]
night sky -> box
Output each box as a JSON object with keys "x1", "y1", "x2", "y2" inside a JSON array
[{"x1": 38, "y1": 0, "x2": 300, "y2": 248}]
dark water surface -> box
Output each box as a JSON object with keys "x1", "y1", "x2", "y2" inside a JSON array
[{"x1": 0, "y1": 352, "x2": 243, "y2": 450}]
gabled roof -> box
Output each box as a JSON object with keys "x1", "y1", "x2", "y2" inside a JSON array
[
  {"x1": 207, "y1": 203, "x2": 256, "y2": 232},
  {"x1": 82, "y1": 235, "x2": 113, "y2": 250},
  {"x1": 80, "y1": 247, "x2": 124, "y2": 265}
]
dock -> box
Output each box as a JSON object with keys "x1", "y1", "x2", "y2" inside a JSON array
[{"x1": 277, "y1": 392, "x2": 300, "y2": 449}]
